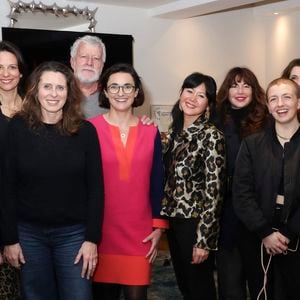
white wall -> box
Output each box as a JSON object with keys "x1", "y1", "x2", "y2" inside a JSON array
[{"x1": 1, "y1": 0, "x2": 300, "y2": 115}]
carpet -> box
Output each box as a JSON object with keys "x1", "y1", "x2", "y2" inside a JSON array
[{"x1": 148, "y1": 251, "x2": 182, "y2": 299}]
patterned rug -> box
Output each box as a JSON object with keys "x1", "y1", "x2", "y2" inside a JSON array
[{"x1": 148, "y1": 251, "x2": 181, "y2": 299}]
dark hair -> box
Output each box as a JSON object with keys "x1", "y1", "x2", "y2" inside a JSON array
[
  {"x1": 99, "y1": 63, "x2": 144, "y2": 108},
  {"x1": 282, "y1": 58, "x2": 300, "y2": 79},
  {"x1": 20, "y1": 61, "x2": 84, "y2": 135},
  {"x1": 170, "y1": 72, "x2": 217, "y2": 137},
  {"x1": 216, "y1": 67, "x2": 267, "y2": 137},
  {"x1": 267, "y1": 78, "x2": 300, "y2": 100},
  {"x1": 164, "y1": 72, "x2": 217, "y2": 171},
  {"x1": 0, "y1": 40, "x2": 26, "y2": 95}
]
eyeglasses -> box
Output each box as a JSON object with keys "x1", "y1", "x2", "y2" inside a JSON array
[{"x1": 107, "y1": 84, "x2": 135, "y2": 94}]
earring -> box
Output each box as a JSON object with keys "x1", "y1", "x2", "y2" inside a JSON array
[{"x1": 205, "y1": 107, "x2": 210, "y2": 119}]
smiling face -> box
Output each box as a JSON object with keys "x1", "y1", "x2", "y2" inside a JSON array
[
  {"x1": 0, "y1": 51, "x2": 22, "y2": 93},
  {"x1": 104, "y1": 72, "x2": 138, "y2": 113},
  {"x1": 179, "y1": 83, "x2": 208, "y2": 120},
  {"x1": 70, "y1": 42, "x2": 103, "y2": 84},
  {"x1": 267, "y1": 82, "x2": 300, "y2": 125},
  {"x1": 38, "y1": 71, "x2": 68, "y2": 123},
  {"x1": 289, "y1": 66, "x2": 300, "y2": 86},
  {"x1": 228, "y1": 79, "x2": 252, "y2": 109}
]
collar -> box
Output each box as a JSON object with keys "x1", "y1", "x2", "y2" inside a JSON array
[
  {"x1": 178, "y1": 113, "x2": 209, "y2": 142},
  {"x1": 270, "y1": 122, "x2": 300, "y2": 143}
]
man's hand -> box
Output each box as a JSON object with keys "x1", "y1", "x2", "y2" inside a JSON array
[{"x1": 140, "y1": 115, "x2": 157, "y2": 126}]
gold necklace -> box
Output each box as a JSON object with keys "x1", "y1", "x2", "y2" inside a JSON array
[
  {"x1": 0, "y1": 104, "x2": 19, "y2": 112},
  {"x1": 0, "y1": 94, "x2": 22, "y2": 114}
]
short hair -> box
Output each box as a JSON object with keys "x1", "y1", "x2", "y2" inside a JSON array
[
  {"x1": 20, "y1": 61, "x2": 84, "y2": 135},
  {"x1": 0, "y1": 40, "x2": 26, "y2": 94},
  {"x1": 282, "y1": 58, "x2": 300, "y2": 79},
  {"x1": 99, "y1": 63, "x2": 144, "y2": 108},
  {"x1": 70, "y1": 35, "x2": 106, "y2": 62},
  {"x1": 266, "y1": 78, "x2": 300, "y2": 101},
  {"x1": 170, "y1": 72, "x2": 217, "y2": 136},
  {"x1": 216, "y1": 67, "x2": 267, "y2": 137}
]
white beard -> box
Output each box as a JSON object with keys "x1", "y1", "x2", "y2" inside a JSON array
[{"x1": 75, "y1": 69, "x2": 101, "y2": 84}]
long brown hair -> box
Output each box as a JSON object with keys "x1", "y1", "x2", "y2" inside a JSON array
[
  {"x1": 20, "y1": 61, "x2": 84, "y2": 135},
  {"x1": 282, "y1": 58, "x2": 300, "y2": 79},
  {"x1": 217, "y1": 67, "x2": 267, "y2": 137}
]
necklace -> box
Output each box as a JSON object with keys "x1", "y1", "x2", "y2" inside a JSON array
[
  {"x1": 276, "y1": 124, "x2": 300, "y2": 141},
  {"x1": 0, "y1": 94, "x2": 22, "y2": 115},
  {"x1": 120, "y1": 132, "x2": 126, "y2": 139},
  {"x1": 0, "y1": 104, "x2": 19, "y2": 112},
  {"x1": 276, "y1": 133, "x2": 291, "y2": 141}
]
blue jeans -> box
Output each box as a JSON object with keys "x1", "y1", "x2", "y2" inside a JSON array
[{"x1": 18, "y1": 223, "x2": 92, "y2": 300}]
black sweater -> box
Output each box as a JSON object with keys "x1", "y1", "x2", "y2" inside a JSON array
[
  {"x1": 218, "y1": 108, "x2": 247, "y2": 249},
  {"x1": 1, "y1": 116, "x2": 104, "y2": 245},
  {"x1": 0, "y1": 111, "x2": 10, "y2": 246}
]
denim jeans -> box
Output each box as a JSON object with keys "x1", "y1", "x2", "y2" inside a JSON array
[{"x1": 18, "y1": 222, "x2": 92, "y2": 300}]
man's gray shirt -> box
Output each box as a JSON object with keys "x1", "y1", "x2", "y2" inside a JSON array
[{"x1": 83, "y1": 92, "x2": 108, "y2": 119}]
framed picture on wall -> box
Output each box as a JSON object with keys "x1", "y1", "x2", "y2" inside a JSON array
[{"x1": 151, "y1": 105, "x2": 173, "y2": 133}]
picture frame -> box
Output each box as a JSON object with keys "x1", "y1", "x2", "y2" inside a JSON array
[{"x1": 151, "y1": 105, "x2": 173, "y2": 133}]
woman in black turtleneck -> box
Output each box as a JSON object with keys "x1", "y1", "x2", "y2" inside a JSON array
[{"x1": 216, "y1": 67, "x2": 268, "y2": 300}]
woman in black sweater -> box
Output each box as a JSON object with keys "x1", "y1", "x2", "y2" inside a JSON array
[
  {"x1": 0, "y1": 40, "x2": 25, "y2": 300},
  {"x1": 216, "y1": 67, "x2": 268, "y2": 300},
  {"x1": 1, "y1": 61, "x2": 104, "y2": 300}
]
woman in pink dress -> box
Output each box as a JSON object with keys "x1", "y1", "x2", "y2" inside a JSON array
[{"x1": 90, "y1": 63, "x2": 168, "y2": 300}]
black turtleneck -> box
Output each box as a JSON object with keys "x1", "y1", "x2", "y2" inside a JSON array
[
  {"x1": 219, "y1": 106, "x2": 250, "y2": 249},
  {"x1": 224, "y1": 106, "x2": 249, "y2": 177}
]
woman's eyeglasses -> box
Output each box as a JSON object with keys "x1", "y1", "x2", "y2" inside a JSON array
[{"x1": 107, "y1": 84, "x2": 135, "y2": 94}]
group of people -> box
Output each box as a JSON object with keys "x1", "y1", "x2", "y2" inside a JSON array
[{"x1": 0, "y1": 34, "x2": 299, "y2": 300}]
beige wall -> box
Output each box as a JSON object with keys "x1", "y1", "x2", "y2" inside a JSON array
[{"x1": 1, "y1": 0, "x2": 299, "y2": 116}]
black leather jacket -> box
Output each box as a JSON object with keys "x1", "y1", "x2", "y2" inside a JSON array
[{"x1": 233, "y1": 125, "x2": 300, "y2": 240}]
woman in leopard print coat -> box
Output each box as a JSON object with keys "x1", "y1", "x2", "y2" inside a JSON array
[{"x1": 161, "y1": 72, "x2": 225, "y2": 300}]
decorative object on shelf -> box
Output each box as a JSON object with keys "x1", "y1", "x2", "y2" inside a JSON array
[{"x1": 7, "y1": 0, "x2": 98, "y2": 32}]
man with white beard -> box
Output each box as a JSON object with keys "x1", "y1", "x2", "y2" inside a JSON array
[{"x1": 70, "y1": 35, "x2": 108, "y2": 118}]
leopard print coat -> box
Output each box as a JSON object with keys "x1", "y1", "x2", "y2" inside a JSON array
[
  {"x1": 161, "y1": 114, "x2": 225, "y2": 250},
  {"x1": 0, "y1": 262, "x2": 20, "y2": 300}
]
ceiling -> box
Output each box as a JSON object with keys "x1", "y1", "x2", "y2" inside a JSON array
[{"x1": 71, "y1": 0, "x2": 292, "y2": 18}]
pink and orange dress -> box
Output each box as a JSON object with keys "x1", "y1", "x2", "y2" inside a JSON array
[{"x1": 89, "y1": 115, "x2": 168, "y2": 285}]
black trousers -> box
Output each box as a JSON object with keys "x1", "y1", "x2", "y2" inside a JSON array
[
  {"x1": 217, "y1": 245, "x2": 247, "y2": 300},
  {"x1": 167, "y1": 217, "x2": 217, "y2": 300},
  {"x1": 238, "y1": 224, "x2": 300, "y2": 300}
]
